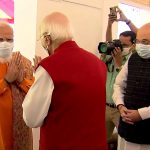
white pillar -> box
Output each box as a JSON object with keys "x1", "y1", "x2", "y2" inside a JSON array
[{"x1": 14, "y1": 0, "x2": 37, "y2": 61}]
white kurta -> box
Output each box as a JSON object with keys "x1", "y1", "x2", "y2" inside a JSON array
[
  {"x1": 113, "y1": 60, "x2": 150, "y2": 150},
  {"x1": 22, "y1": 66, "x2": 54, "y2": 128}
]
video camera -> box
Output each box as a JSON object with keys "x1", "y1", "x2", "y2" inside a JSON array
[{"x1": 98, "y1": 39, "x2": 123, "y2": 55}]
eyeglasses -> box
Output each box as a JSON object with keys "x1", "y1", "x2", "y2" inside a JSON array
[
  {"x1": 37, "y1": 33, "x2": 51, "y2": 42},
  {"x1": 0, "y1": 38, "x2": 13, "y2": 43},
  {"x1": 40, "y1": 32, "x2": 51, "y2": 39},
  {"x1": 135, "y1": 39, "x2": 150, "y2": 45}
]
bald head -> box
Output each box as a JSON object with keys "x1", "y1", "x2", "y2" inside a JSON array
[
  {"x1": 40, "y1": 12, "x2": 73, "y2": 41},
  {"x1": 137, "y1": 23, "x2": 150, "y2": 41},
  {"x1": 44, "y1": 12, "x2": 70, "y2": 27},
  {"x1": 0, "y1": 21, "x2": 13, "y2": 42}
]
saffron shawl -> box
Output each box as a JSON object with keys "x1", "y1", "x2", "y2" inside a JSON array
[{"x1": 11, "y1": 55, "x2": 33, "y2": 150}]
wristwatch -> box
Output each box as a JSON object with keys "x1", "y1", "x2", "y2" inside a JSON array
[{"x1": 126, "y1": 19, "x2": 131, "y2": 25}]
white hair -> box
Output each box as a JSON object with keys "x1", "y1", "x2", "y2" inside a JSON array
[{"x1": 40, "y1": 12, "x2": 74, "y2": 42}]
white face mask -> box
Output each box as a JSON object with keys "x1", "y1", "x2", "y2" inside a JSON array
[
  {"x1": 0, "y1": 41, "x2": 13, "y2": 59},
  {"x1": 136, "y1": 44, "x2": 150, "y2": 59},
  {"x1": 122, "y1": 47, "x2": 130, "y2": 56}
]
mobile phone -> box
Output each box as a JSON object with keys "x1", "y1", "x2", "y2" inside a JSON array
[{"x1": 110, "y1": 6, "x2": 117, "y2": 18}]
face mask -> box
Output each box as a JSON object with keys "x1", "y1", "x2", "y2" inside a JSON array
[
  {"x1": 122, "y1": 47, "x2": 130, "y2": 56},
  {"x1": 136, "y1": 44, "x2": 150, "y2": 59},
  {"x1": 0, "y1": 41, "x2": 13, "y2": 58}
]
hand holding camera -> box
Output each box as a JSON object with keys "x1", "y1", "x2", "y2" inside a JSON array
[
  {"x1": 98, "y1": 39, "x2": 123, "y2": 55},
  {"x1": 111, "y1": 47, "x2": 122, "y2": 68},
  {"x1": 108, "y1": 14, "x2": 116, "y2": 25},
  {"x1": 117, "y1": 7, "x2": 130, "y2": 24},
  {"x1": 98, "y1": 40, "x2": 123, "y2": 68},
  {"x1": 109, "y1": 6, "x2": 130, "y2": 24},
  {"x1": 108, "y1": 6, "x2": 118, "y2": 24}
]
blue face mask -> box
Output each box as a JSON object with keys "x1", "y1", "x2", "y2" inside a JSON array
[{"x1": 136, "y1": 44, "x2": 150, "y2": 59}]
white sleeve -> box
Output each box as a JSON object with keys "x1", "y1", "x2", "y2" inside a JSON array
[
  {"x1": 112, "y1": 60, "x2": 128, "y2": 106},
  {"x1": 138, "y1": 107, "x2": 150, "y2": 120},
  {"x1": 22, "y1": 66, "x2": 54, "y2": 128}
]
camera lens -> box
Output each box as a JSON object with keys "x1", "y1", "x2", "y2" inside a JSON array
[
  {"x1": 98, "y1": 40, "x2": 122, "y2": 55},
  {"x1": 100, "y1": 43, "x2": 107, "y2": 53}
]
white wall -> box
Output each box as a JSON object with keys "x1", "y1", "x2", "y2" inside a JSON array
[
  {"x1": 14, "y1": 0, "x2": 38, "y2": 149},
  {"x1": 14, "y1": 0, "x2": 37, "y2": 61}
]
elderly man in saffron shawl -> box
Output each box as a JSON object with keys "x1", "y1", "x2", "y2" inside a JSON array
[{"x1": 0, "y1": 21, "x2": 34, "y2": 150}]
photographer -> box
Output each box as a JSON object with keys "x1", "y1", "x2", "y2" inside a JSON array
[{"x1": 101, "y1": 7, "x2": 137, "y2": 148}]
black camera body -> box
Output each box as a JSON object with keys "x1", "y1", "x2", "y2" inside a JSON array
[{"x1": 98, "y1": 39, "x2": 123, "y2": 55}]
